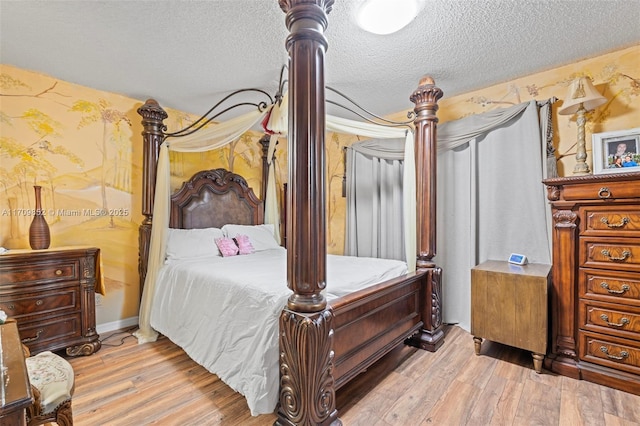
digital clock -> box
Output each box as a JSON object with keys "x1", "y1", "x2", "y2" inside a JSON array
[{"x1": 508, "y1": 253, "x2": 528, "y2": 265}]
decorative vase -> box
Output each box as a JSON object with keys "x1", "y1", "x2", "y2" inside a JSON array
[{"x1": 29, "y1": 185, "x2": 50, "y2": 250}]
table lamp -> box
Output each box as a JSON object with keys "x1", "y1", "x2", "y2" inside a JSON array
[{"x1": 558, "y1": 76, "x2": 607, "y2": 175}]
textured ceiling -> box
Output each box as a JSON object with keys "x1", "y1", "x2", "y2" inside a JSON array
[{"x1": 2, "y1": 1, "x2": 639, "y2": 119}]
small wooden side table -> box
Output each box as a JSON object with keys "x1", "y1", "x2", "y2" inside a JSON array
[
  {"x1": 471, "y1": 260, "x2": 551, "y2": 373},
  {"x1": 0, "y1": 321, "x2": 33, "y2": 426}
]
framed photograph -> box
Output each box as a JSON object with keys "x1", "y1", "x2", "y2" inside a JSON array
[{"x1": 592, "y1": 127, "x2": 640, "y2": 174}]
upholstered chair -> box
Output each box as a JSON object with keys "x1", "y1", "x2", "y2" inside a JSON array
[{"x1": 22, "y1": 345, "x2": 75, "y2": 426}]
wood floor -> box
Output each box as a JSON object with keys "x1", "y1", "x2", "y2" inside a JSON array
[{"x1": 64, "y1": 325, "x2": 640, "y2": 426}]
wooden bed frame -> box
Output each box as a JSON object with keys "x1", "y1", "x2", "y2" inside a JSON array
[{"x1": 136, "y1": 1, "x2": 444, "y2": 424}]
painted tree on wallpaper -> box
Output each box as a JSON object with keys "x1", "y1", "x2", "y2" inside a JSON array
[
  {"x1": 1, "y1": 74, "x2": 85, "y2": 239},
  {"x1": 70, "y1": 98, "x2": 132, "y2": 226},
  {"x1": 326, "y1": 132, "x2": 346, "y2": 251}
]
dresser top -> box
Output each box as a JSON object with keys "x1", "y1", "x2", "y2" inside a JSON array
[
  {"x1": 0, "y1": 246, "x2": 98, "y2": 259},
  {"x1": 543, "y1": 171, "x2": 640, "y2": 186}
]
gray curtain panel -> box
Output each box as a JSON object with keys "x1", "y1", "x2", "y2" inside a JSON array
[
  {"x1": 345, "y1": 138, "x2": 405, "y2": 261},
  {"x1": 437, "y1": 100, "x2": 553, "y2": 330},
  {"x1": 344, "y1": 100, "x2": 555, "y2": 332}
]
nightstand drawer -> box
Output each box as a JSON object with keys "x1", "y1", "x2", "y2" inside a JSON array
[
  {"x1": 580, "y1": 269, "x2": 640, "y2": 306},
  {"x1": 582, "y1": 206, "x2": 640, "y2": 237},
  {"x1": 0, "y1": 260, "x2": 78, "y2": 285},
  {"x1": 0, "y1": 286, "x2": 79, "y2": 319},
  {"x1": 579, "y1": 300, "x2": 640, "y2": 340},
  {"x1": 580, "y1": 237, "x2": 640, "y2": 272},
  {"x1": 579, "y1": 332, "x2": 640, "y2": 375},
  {"x1": 18, "y1": 313, "x2": 83, "y2": 354}
]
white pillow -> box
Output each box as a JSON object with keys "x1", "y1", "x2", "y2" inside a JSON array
[
  {"x1": 165, "y1": 227, "x2": 224, "y2": 260},
  {"x1": 222, "y1": 224, "x2": 280, "y2": 251}
]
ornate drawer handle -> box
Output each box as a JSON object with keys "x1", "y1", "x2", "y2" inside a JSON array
[
  {"x1": 600, "y1": 217, "x2": 630, "y2": 228},
  {"x1": 7, "y1": 303, "x2": 15, "y2": 310},
  {"x1": 35, "y1": 299, "x2": 43, "y2": 306},
  {"x1": 599, "y1": 346, "x2": 629, "y2": 361},
  {"x1": 601, "y1": 282, "x2": 631, "y2": 294},
  {"x1": 601, "y1": 249, "x2": 631, "y2": 262},
  {"x1": 55, "y1": 269, "x2": 63, "y2": 275},
  {"x1": 599, "y1": 314, "x2": 630, "y2": 328},
  {"x1": 21, "y1": 329, "x2": 43, "y2": 343},
  {"x1": 598, "y1": 187, "x2": 612, "y2": 199}
]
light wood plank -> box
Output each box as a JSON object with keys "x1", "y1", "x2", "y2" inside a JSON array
[{"x1": 63, "y1": 325, "x2": 640, "y2": 425}]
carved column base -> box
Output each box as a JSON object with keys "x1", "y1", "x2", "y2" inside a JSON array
[
  {"x1": 276, "y1": 308, "x2": 341, "y2": 426},
  {"x1": 405, "y1": 327, "x2": 445, "y2": 352},
  {"x1": 405, "y1": 266, "x2": 444, "y2": 352}
]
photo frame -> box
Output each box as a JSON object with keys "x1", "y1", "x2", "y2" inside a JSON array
[{"x1": 592, "y1": 127, "x2": 640, "y2": 174}]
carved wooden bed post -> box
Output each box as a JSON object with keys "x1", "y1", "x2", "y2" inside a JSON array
[
  {"x1": 276, "y1": 0, "x2": 339, "y2": 425},
  {"x1": 259, "y1": 134, "x2": 272, "y2": 202},
  {"x1": 136, "y1": 99, "x2": 167, "y2": 299},
  {"x1": 405, "y1": 77, "x2": 445, "y2": 351}
]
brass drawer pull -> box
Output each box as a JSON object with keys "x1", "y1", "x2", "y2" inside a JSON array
[
  {"x1": 21, "y1": 329, "x2": 44, "y2": 343},
  {"x1": 7, "y1": 304, "x2": 15, "y2": 310},
  {"x1": 601, "y1": 282, "x2": 630, "y2": 294},
  {"x1": 601, "y1": 249, "x2": 631, "y2": 262},
  {"x1": 35, "y1": 299, "x2": 43, "y2": 306},
  {"x1": 599, "y1": 314, "x2": 630, "y2": 328},
  {"x1": 55, "y1": 269, "x2": 63, "y2": 275},
  {"x1": 598, "y1": 187, "x2": 612, "y2": 199},
  {"x1": 599, "y1": 346, "x2": 629, "y2": 361},
  {"x1": 600, "y1": 216, "x2": 630, "y2": 228}
]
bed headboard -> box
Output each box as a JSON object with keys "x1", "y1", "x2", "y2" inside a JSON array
[{"x1": 170, "y1": 168, "x2": 263, "y2": 229}]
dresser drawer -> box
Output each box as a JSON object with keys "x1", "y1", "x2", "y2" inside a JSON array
[
  {"x1": 581, "y1": 206, "x2": 640, "y2": 237},
  {"x1": 580, "y1": 237, "x2": 640, "y2": 273},
  {"x1": 0, "y1": 285, "x2": 79, "y2": 319},
  {"x1": 563, "y1": 180, "x2": 640, "y2": 201},
  {"x1": 17, "y1": 312, "x2": 83, "y2": 354},
  {"x1": 579, "y1": 331, "x2": 640, "y2": 375},
  {"x1": 0, "y1": 259, "x2": 79, "y2": 285},
  {"x1": 579, "y1": 300, "x2": 640, "y2": 341},
  {"x1": 580, "y1": 269, "x2": 640, "y2": 306}
]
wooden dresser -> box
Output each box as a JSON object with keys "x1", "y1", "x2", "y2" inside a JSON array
[
  {"x1": 543, "y1": 172, "x2": 640, "y2": 394},
  {"x1": 0, "y1": 247, "x2": 101, "y2": 356}
]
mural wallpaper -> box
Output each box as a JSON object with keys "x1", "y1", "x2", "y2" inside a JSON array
[
  {"x1": 1, "y1": 45, "x2": 638, "y2": 327},
  {"x1": 388, "y1": 45, "x2": 639, "y2": 177},
  {"x1": 0, "y1": 64, "x2": 278, "y2": 326}
]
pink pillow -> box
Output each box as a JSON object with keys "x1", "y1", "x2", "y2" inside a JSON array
[
  {"x1": 233, "y1": 234, "x2": 255, "y2": 255},
  {"x1": 215, "y1": 237, "x2": 239, "y2": 257}
]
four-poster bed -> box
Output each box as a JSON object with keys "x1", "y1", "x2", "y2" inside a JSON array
[{"x1": 136, "y1": 1, "x2": 444, "y2": 424}]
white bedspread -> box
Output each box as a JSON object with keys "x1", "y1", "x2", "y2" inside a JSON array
[{"x1": 150, "y1": 247, "x2": 406, "y2": 416}]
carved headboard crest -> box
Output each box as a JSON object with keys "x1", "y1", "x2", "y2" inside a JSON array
[{"x1": 170, "y1": 168, "x2": 263, "y2": 230}]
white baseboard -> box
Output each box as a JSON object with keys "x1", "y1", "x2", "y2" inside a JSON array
[{"x1": 97, "y1": 316, "x2": 139, "y2": 334}]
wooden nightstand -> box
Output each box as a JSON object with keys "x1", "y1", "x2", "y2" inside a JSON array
[
  {"x1": 0, "y1": 247, "x2": 101, "y2": 356},
  {"x1": 471, "y1": 260, "x2": 551, "y2": 373}
]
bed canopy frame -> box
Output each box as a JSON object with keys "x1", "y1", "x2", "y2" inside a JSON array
[{"x1": 137, "y1": 1, "x2": 444, "y2": 424}]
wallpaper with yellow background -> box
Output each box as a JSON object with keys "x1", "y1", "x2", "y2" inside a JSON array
[{"x1": 1, "y1": 45, "x2": 638, "y2": 327}]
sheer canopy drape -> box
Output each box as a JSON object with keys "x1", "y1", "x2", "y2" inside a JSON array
[
  {"x1": 436, "y1": 100, "x2": 554, "y2": 331},
  {"x1": 135, "y1": 108, "x2": 271, "y2": 343},
  {"x1": 327, "y1": 117, "x2": 416, "y2": 271},
  {"x1": 134, "y1": 93, "x2": 418, "y2": 343}
]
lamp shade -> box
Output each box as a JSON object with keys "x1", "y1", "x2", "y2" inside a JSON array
[{"x1": 558, "y1": 76, "x2": 607, "y2": 115}]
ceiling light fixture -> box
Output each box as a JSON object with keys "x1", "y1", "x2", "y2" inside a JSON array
[{"x1": 356, "y1": 0, "x2": 420, "y2": 35}]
